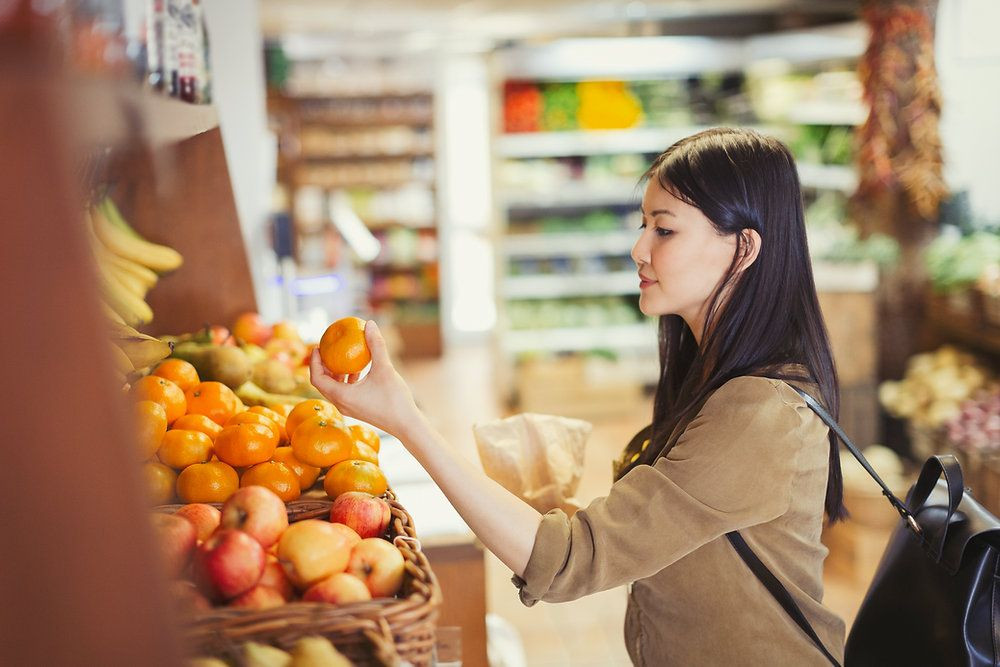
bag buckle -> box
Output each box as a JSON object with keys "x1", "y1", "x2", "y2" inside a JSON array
[{"x1": 887, "y1": 491, "x2": 922, "y2": 535}]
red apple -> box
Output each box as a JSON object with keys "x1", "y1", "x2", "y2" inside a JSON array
[
  {"x1": 174, "y1": 503, "x2": 222, "y2": 542},
  {"x1": 228, "y1": 584, "x2": 286, "y2": 610},
  {"x1": 277, "y1": 519, "x2": 356, "y2": 590},
  {"x1": 151, "y1": 513, "x2": 197, "y2": 577},
  {"x1": 259, "y1": 555, "x2": 295, "y2": 601},
  {"x1": 232, "y1": 312, "x2": 272, "y2": 346},
  {"x1": 220, "y1": 486, "x2": 288, "y2": 549},
  {"x1": 167, "y1": 580, "x2": 212, "y2": 613},
  {"x1": 347, "y1": 538, "x2": 405, "y2": 598},
  {"x1": 330, "y1": 492, "x2": 391, "y2": 539},
  {"x1": 328, "y1": 521, "x2": 362, "y2": 550},
  {"x1": 194, "y1": 529, "x2": 266, "y2": 601},
  {"x1": 303, "y1": 572, "x2": 372, "y2": 605}
]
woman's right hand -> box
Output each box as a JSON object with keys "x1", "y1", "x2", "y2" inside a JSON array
[{"x1": 309, "y1": 320, "x2": 422, "y2": 438}]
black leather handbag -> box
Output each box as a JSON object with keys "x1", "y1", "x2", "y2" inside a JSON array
[{"x1": 728, "y1": 387, "x2": 1000, "y2": 667}]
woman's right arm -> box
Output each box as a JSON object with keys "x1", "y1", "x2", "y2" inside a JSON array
[{"x1": 309, "y1": 322, "x2": 542, "y2": 578}]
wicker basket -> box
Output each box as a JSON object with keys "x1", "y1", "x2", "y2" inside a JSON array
[{"x1": 157, "y1": 490, "x2": 441, "y2": 666}]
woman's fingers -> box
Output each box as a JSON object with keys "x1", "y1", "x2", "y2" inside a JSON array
[
  {"x1": 347, "y1": 372, "x2": 360, "y2": 384},
  {"x1": 364, "y1": 320, "x2": 391, "y2": 367}
]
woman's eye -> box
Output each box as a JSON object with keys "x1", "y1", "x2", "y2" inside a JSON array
[{"x1": 655, "y1": 228, "x2": 673, "y2": 237}]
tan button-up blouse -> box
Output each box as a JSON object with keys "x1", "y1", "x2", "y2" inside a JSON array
[{"x1": 515, "y1": 376, "x2": 846, "y2": 665}]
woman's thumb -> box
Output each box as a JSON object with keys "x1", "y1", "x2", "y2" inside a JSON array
[{"x1": 365, "y1": 320, "x2": 389, "y2": 363}]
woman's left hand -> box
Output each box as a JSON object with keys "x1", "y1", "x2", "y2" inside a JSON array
[{"x1": 309, "y1": 320, "x2": 422, "y2": 438}]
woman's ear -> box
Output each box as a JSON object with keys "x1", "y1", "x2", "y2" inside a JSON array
[{"x1": 737, "y1": 228, "x2": 762, "y2": 273}]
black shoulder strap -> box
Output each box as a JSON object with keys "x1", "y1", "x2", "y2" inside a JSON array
[{"x1": 726, "y1": 532, "x2": 841, "y2": 666}]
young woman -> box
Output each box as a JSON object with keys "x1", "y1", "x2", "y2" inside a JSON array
[{"x1": 310, "y1": 127, "x2": 847, "y2": 665}]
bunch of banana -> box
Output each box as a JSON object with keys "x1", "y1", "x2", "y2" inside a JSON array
[
  {"x1": 86, "y1": 196, "x2": 183, "y2": 327},
  {"x1": 109, "y1": 322, "x2": 173, "y2": 383}
]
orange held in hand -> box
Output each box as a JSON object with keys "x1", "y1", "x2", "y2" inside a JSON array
[
  {"x1": 323, "y1": 460, "x2": 387, "y2": 499},
  {"x1": 318, "y1": 316, "x2": 371, "y2": 375},
  {"x1": 176, "y1": 461, "x2": 239, "y2": 503},
  {"x1": 285, "y1": 399, "x2": 342, "y2": 441},
  {"x1": 151, "y1": 359, "x2": 200, "y2": 392},
  {"x1": 132, "y1": 375, "x2": 187, "y2": 424},
  {"x1": 214, "y1": 423, "x2": 278, "y2": 468},
  {"x1": 291, "y1": 416, "x2": 355, "y2": 468},
  {"x1": 185, "y1": 381, "x2": 241, "y2": 426}
]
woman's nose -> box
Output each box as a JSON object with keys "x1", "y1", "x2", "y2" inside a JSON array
[{"x1": 631, "y1": 230, "x2": 649, "y2": 267}]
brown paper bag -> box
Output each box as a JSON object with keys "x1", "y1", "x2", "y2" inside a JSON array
[{"x1": 473, "y1": 413, "x2": 591, "y2": 515}]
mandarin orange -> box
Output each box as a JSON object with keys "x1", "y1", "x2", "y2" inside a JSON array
[
  {"x1": 323, "y1": 460, "x2": 387, "y2": 499},
  {"x1": 318, "y1": 316, "x2": 371, "y2": 375},
  {"x1": 214, "y1": 423, "x2": 278, "y2": 468},
  {"x1": 240, "y1": 461, "x2": 301, "y2": 502},
  {"x1": 184, "y1": 381, "x2": 241, "y2": 426},
  {"x1": 176, "y1": 461, "x2": 239, "y2": 503},
  {"x1": 290, "y1": 416, "x2": 355, "y2": 468},
  {"x1": 142, "y1": 461, "x2": 177, "y2": 505},
  {"x1": 351, "y1": 442, "x2": 379, "y2": 466},
  {"x1": 151, "y1": 358, "x2": 200, "y2": 392},
  {"x1": 226, "y1": 411, "x2": 280, "y2": 448},
  {"x1": 271, "y1": 446, "x2": 321, "y2": 491},
  {"x1": 247, "y1": 406, "x2": 287, "y2": 441},
  {"x1": 171, "y1": 413, "x2": 223, "y2": 441},
  {"x1": 132, "y1": 375, "x2": 186, "y2": 424},
  {"x1": 285, "y1": 399, "x2": 342, "y2": 441},
  {"x1": 157, "y1": 429, "x2": 214, "y2": 469},
  {"x1": 134, "y1": 400, "x2": 168, "y2": 460},
  {"x1": 349, "y1": 424, "x2": 380, "y2": 453}
]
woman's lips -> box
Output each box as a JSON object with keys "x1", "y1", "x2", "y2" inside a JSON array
[{"x1": 639, "y1": 277, "x2": 657, "y2": 289}]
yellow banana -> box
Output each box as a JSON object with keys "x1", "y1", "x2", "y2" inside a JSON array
[
  {"x1": 111, "y1": 330, "x2": 172, "y2": 371},
  {"x1": 92, "y1": 199, "x2": 183, "y2": 273},
  {"x1": 102, "y1": 250, "x2": 159, "y2": 289},
  {"x1": 106, "y1": 261, "x2": 149, "y2": 299},
  {"x1": 97, "y1": 259, "x2": 153, "y2": 326},
  {"x1": 101, "y1": 300, "x2": 127, "y2": 325},
  {"x1": 109, "y1": 341, "x2": 136, "y2": 375}
]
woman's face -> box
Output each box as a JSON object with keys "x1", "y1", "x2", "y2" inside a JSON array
[{"x1": 631, "y1": 180, "x2": 741, "y2": 341}]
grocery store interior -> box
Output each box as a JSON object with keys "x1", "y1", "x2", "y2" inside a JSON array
[{"x1": 4, "y1": 0, "x2": 1000, "y2": 665}]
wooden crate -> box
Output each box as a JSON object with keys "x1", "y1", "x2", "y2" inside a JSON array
[{"x1": 514, "y1": 355, "x2": 644, "y2": 420}]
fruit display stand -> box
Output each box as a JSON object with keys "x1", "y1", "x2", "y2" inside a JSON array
[{"x1": 159, "y1": 493, "x2": 441, "y2": 665}]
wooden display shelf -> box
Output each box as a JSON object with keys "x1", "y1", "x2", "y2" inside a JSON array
[
  {"x1": 925, "y1": 294, "x2": 1000, "y2": 357},
  {"x1": 73, "y1": 76, "x2": 219, "y2": 150}
]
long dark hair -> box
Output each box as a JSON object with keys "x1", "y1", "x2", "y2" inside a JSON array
[{"x1": 631, "y1": 127, "x2": 846, "y2": 523}]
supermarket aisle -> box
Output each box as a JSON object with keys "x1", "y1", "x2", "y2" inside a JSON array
[{"x1": 399, "y1": 341, "x2": 889, "y2": 665}]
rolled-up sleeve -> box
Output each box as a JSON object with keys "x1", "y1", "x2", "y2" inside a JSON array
[{"x1": 515, "y1": 376, "x2": 810, "y2": 605}]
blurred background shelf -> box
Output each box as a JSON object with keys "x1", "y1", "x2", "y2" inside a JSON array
[
  {"x1": 503, "y1": 272, "x2": 638, "y2": 299},
  {"x1": 503, "y1": 323, "x2": 656, "y2": 354}
]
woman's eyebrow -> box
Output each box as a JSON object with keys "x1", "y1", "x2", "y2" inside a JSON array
[{"x1": 639, "y1": 207, "x2": 677, "y2": 218}]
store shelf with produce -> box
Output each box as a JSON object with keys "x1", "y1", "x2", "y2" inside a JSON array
[
  {"x1": 496, "y1": 126, "x2": 715, "y2": 159},
  {"x1": 501, "y1": 182, "x2": 640, "y2": 210},
  {"x1": 503, "y1": 230, "x2": 637, "y2": 257},
  {"x1": 503, "y1": 322, "x2": 657, "y2": 354},
  {"x1": 797, "y1": 163, "x2": 858, "y2": 192},
  {"x1": 503, "y1": 271, "x2": 637, "y2": 299},
  {"x1": 785, "y1": 101, "x2": 866, "y2": 127}
]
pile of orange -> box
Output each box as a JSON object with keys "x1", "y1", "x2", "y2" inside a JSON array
[{"x1": 133, "y1": 359, "x2": 388, "y2": 506}]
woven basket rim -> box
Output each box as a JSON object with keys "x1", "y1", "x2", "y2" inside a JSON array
[{"x1": 160, "y1": 487, "x2": 442, "y2": 665}]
